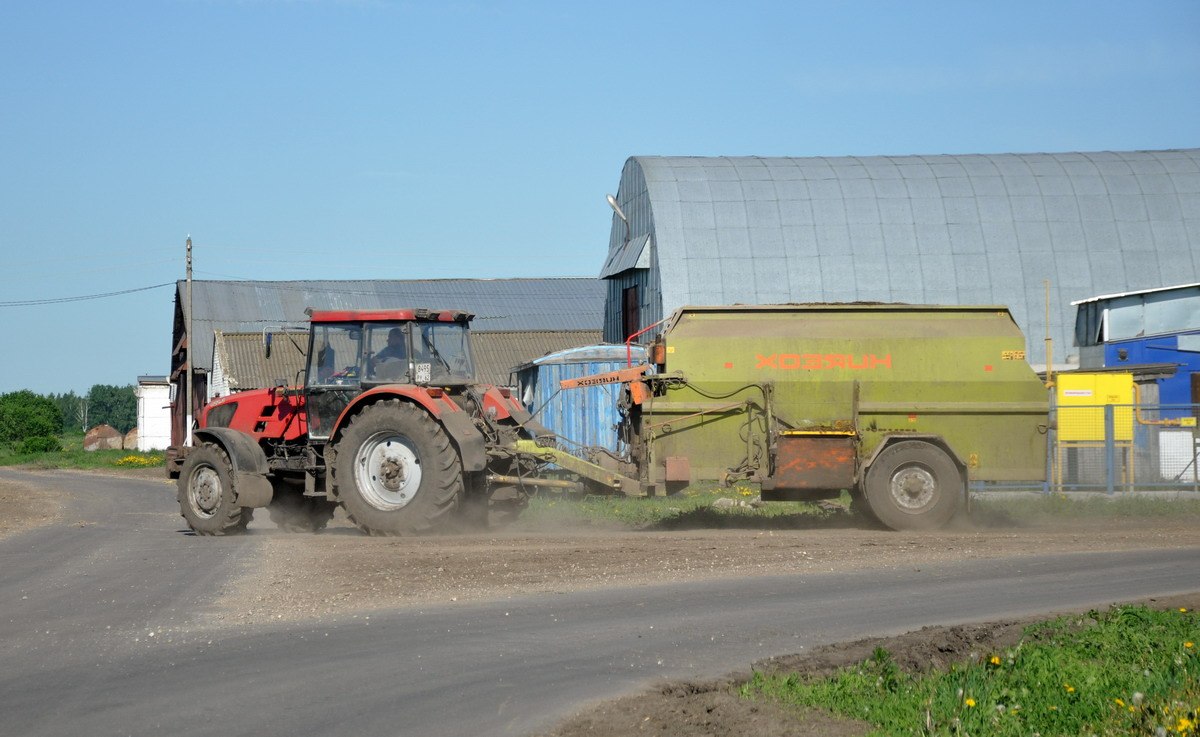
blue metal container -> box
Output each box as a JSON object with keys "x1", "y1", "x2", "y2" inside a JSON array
[{"x1": 516, "y1": 345, "x2": 647, "y2": 457}]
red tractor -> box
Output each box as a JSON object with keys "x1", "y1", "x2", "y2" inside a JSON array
[{"x1": 167, "y1": 308, "x2": 629, "y2": 535}]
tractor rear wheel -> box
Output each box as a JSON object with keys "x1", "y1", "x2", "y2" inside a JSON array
[
  {"x1": 863, "y1": 440, "x2": 962, "y2": 531},
  {"x1": 333, "y1": 400, "x2": 463, "y2": 535},
  {"x1": 177, "y1": 443, "x2": 254, "y2": 535}
]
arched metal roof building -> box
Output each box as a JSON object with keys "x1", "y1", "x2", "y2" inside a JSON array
[{"x1": 601, "y1": 150, "x2": 1200, "y2": 366}]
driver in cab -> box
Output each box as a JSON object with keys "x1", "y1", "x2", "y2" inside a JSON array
[{"x1": 370, "y1": 327, "x2": 408, "y2": 380}]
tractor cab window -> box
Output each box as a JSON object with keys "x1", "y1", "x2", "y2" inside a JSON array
[
  {"x1": 307, "y1": 323, "x2": 365, "y2": 387},
  {"x1": 411, "y1": 322, "x2": 474, "y2": 385},
  {"x1": 364, "y1": 323, "x2": 411, "y2": 382}
]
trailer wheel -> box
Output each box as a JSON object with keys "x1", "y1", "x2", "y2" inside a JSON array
[
  {"x1": 333, "y1": 400, "x2": 463, "y2": 535},
  {"x1": 863, "y1": 440, "x2": 961, "y2": 531},
  {"x1": 177, "y1": 443, "x2": 254, "y2": 535}
]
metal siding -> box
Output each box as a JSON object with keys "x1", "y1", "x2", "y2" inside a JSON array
[
  {"x1": 212, "y1": 331, "x2": 308, "y2": 395},
  {"x1": 607, "y1": 150, "x2": 1200, "y2": 368},
  {"x1": 469, "y1": 331, "x2": 602, "y2": 387},
  {"x1": 517, "y1": 346, "x2": 647, "y2": 455},
  {"x1": 178, "y1": 277, "x2": 605, "y2": 373}
]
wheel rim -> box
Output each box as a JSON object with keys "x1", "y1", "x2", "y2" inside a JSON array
[
  {"x1": 353, "y1": 431, "x2": 422, "y2": 511},
  {"x1": 189, "y1": 464, "x2": 222, "y2": 519},
  {"x1": 889, "y1": 464, "x2": 937, "y2": 511}
]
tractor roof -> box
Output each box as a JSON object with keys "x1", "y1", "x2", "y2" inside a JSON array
[{"x1": 307, "y1": 308, "x2": 474, "y2": 324}]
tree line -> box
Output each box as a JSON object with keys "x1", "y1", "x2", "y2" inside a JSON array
[{"x1": 0, "y1": 385, "x2": 138, "y2": 451}]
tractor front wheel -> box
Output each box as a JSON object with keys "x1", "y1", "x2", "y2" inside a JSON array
[
  {"x1": 177, "y1": 443, "x2": 254, "y2": 535},
  {"x1": 333, "y1": 400, "x2": 463, "y2": 535},
  {"x1": 863, "y1": 440, "x2": 962, "y2": 531}
]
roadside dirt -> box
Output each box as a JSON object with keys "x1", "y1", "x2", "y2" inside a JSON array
[
  {"x1": 539, "y1": 591, "x2": 1200, "y2": 737},
  {"x1": 4, "y1": 471, "x2": 1199, "y2": 736},
  {"x1": 219, "y1": 511, "x2": 1200, "y2": 622},
  {"x1": 0, "y1": 477, "x2": 64, "y2": 539}
]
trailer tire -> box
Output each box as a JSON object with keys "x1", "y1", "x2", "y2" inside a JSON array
[
  {"x1": 177, "y1": 443, "x2": 254, "y2": 535},
  {"x1": 333, "y1": 400, "x2": 463, "y2": 535},
  {"x1": 863, "y1": 440, "x2": 961, "y2": 531}
]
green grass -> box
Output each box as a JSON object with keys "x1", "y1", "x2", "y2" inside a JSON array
[
  {"x1": 519, "y1": 483, "x2": 861, "y2": 530},
  {"x1": 745, "y1": 604, "x2": 1200, "y2": 736},
  {"x1": 974, "y1": 493, "x2": 1200, "y2": 521},
  {"x1": 520, "y1": 484, "x2": 1200, "y2": 531},
  {"x1": 0, "y1": 433, "x2": 164, "y2": 471}
]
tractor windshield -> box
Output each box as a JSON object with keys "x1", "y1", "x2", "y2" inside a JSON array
[{"x1": 412, "y1": 322, "x2": 475, "y2": 385}]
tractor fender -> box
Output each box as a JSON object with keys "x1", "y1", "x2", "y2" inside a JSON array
[
  {"x1": 331, "y1": 387, "x2": 487, "y2": 473},
  {"x1": 192, "y1": 427, "x2": 274, "y2": 508},
  {"x1": 437, "y1": 411, "x2": 487, "y2": 472}
]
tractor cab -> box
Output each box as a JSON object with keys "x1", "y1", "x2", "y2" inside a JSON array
[{"x1": 305, "y1": 309, "x2": 476, "y2": 439}]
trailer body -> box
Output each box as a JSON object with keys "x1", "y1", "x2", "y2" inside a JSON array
[{"x1": 617, "y1": 305, "x2": 1048, "y2": 528}]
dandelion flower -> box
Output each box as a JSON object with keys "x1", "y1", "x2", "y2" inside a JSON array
[
  {"x1": 1115, "y1": 698, "x2": 1126, "y2": 707},
  {"x1": 1180, "y1": 608, "x2": 1189, "y2": 613},
  {"x1": 1064, "y1": 683, "x2": 1075, "y2": 693},
  {"x1": 1186, "y1": 641, "x2": 1194, "y2": 649},
  {"x1": 989, "y1": 655, "x2": 1001, "y2": 666},
  {"x1": 1177, "y1": 716, "x2": 1195, "y2": 732},
  {"x1": 965, "y1": 698, "x2": 976, "y2": 708}
]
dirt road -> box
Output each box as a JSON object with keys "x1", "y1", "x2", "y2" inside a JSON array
[
  {"x1": 3, "y1": 470, "x2": 1198, "y2": 736},
  {"x1": 222, "y1": 508, "x2": 1200, "y2": 622}
]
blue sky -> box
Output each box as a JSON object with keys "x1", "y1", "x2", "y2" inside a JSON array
[{"x1": 1, "y1": 0, "x2": 1197, "y2": 394}]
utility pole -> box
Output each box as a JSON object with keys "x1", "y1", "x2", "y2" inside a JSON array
[{"x1": 185, "y1": 236, "x2": 193, "y2": 446}]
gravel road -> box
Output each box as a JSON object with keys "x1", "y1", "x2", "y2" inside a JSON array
[{"x1": 1, "y1": 467, "x2": 1197, "y2": 737}]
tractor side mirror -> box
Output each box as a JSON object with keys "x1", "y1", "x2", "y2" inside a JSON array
[{"x1": 264, "y1": 332, "x2": 273, "y2": 359}]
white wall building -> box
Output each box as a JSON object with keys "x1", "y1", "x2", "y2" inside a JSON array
[{"x1": 135, "y1": 375, "x2": 172, "y2": 451}]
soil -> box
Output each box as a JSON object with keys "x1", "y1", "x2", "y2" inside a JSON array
[
  {"x1": 3, "y1": 471, "x2": 1199, "y2": 736},
  {"x1": 538, "y1": 591, "x2": 1200, "y2": 737},
  {"x1": 0, "y1": 477, "x2": 64, "y2": 539},
  {"x1": 221, "y1": 511, "x2": 1200, "y2": 622}
]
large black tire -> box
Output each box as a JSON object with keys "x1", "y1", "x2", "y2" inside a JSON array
[
  {"x1": 267, "y1": 481, "x2": 338, "y2": 533},
  {"x1": 332, "y1": 400, "x2": 463, "y2": 535},
  {"x1": 177, "y1": 443, "x2": 254, "y2": 535},
  {"x1": 863, "y1": 440, "x2": 962, "y2": 531}
]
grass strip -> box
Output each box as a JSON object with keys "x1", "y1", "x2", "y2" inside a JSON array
[{"x1": 745, "y1": 604, "x2": 1199, "y2": 736}]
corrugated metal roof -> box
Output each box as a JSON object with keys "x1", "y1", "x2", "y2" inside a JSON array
[
  {"x1": 470, "y1": 330, "x2": 602, "y2": 386},
  {"x1": 520, "y1": 344, "x2": 645, "y2": 368},
  {"x1": 214, "y1": 331, "x2": 308, "y2": 390},
  {"x1": 178, "y1": 278, "x2": 605, "y2": 373},
  {"x1": 605, "y1": 149, "x2": 1200, "y2": 365},
  {"x1": 599, "y1": 233, "x2": 651, "y2": 278},
  {"x1": 1071, "y1": 281, "x2": 1200, "y2": 305}
]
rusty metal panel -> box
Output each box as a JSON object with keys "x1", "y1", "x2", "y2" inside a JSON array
[
  {"x1": 771, "y1": 436, "x2": 856, "y2": 490},
  {"x1": 664, "y1": 456, "x2": 691, "y2": 482}
]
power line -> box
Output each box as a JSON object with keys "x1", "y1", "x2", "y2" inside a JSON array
[{"x1": 0, "y1": 282, "x2": 174, "y2": 307}]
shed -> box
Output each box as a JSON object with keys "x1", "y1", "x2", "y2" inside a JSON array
[
  {"x1": 516, "y1": 344, "x2": 647, "y2": 457},
  {"x1": 134, "y1": 375, "x2": 171, "y2": 451},
  {"x1": 210, "y1": 330, "x2": 309, "y2": 401},
  {"x1": 601, "y1": 150, "x2": 1200, "y2": 370}
]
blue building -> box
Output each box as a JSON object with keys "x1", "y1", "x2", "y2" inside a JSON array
[
  {"x1": 516, "y1": 345, "x2": 647, "y2": 458},
  {"x1": 1073, "y1": 282, "x2": 1200, "y2": 416}
]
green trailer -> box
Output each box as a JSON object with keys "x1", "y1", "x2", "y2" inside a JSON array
[{"x1": 617, "y1": 304, "x2": 1049, "y2": 530}]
